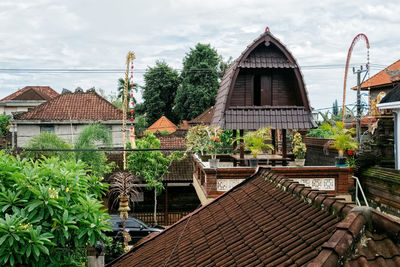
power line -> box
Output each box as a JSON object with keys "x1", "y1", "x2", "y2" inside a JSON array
[{"x1": 0, "y1": 64, "x2": 387, "y2": 74}]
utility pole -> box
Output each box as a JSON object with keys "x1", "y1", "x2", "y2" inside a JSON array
[{"x1": 353, "y1": 65, "x2": 368, "y2": 144}]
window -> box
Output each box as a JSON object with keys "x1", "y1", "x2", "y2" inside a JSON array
[{"x1": 40, "y1": 125, "x2": 55, "y2": 133}]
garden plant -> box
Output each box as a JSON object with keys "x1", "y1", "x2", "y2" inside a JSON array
[{"x1": 0, "y1": 152, "x2": 111, "y2": 266}]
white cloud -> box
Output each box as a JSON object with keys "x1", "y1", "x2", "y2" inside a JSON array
[{"x1": 0, "y1": 0, "x2": 399, "y2": 110}]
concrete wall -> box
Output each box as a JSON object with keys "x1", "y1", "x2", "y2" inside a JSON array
[
  {"x1": 0, "y1": 106, "x2": 31, "y2": 115},
  {"x1": 17, "y1": 123, "x2": 123, "y2": 147}
]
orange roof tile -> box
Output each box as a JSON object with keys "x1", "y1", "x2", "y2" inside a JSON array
[
  {"x1": 1, "y1": 86, "x2": 59, "y2": 101},
  {"x1": 147, "y1": 116, "x2": 178, "y2": 133},
  {"x1": 353, "y1": 59, "x2": 400, "y2": 90}
]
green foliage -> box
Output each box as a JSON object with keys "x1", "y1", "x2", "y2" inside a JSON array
[
  {"x1": 134, "y1": 115, "x2": 148, "y2": 136},
  {"x1": 117, "y1": 78, "x2": 138, "y2": 109},
  {"x1": 127, "y1": 132, "x2": 174, "y2": 195},
  {"x1": 0, "y1": 114, "x2": 11, "y2": 137},
  {"x1": 234, "y1": 128, "x2": 274, "y2": 158},
  {"x1": 174, "y1": 43, "x2": 222, "y2": 121},
  {"x1": 322, "y1": 122, "x2": 359, "y2": 154},
  {"x1": 104, "y1": 237, "x2": 124, "y2": 264},
  {"x1": 75, "y1": 124, "x2": 115, "y2": 177},
  {"x1": 142, "y1": 61, "x2": 181, "y2": 125},
  {"x1": 306, "y1": 123, "x2": 335, "y2": 139},
  {"x1": 23, "y1": 133, "x2": 74, "y2": 161},
  {"x1": 0, "y1": 152, "x2": 110, "y2": 266},
  {"x1": 186, "y1": 125, "x2": 211, "y2": 155}
]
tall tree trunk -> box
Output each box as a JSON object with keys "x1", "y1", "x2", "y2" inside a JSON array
[{"x1": 153, "y1": 188, "x2": 157, "y2": 225}]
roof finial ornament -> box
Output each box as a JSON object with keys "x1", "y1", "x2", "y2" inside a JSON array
[{"x1": 265, "y1": 26, "x2": 270, "y2": 32}]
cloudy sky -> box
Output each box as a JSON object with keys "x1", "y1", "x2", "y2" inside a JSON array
[{"x1": 0, "y1": 0, "x2": 399, "y2": 110}]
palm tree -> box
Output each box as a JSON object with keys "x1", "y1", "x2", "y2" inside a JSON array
[{"x1": 117, "y1": 78, "x2": 138, "y2": 104}]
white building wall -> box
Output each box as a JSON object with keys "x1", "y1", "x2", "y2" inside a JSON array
[
  {"x1": 16, "y1": 125, "x2": 40, "y2": 147},
  {"x1": 17, "y1": 123, "x2": 123, "y2": 148}
]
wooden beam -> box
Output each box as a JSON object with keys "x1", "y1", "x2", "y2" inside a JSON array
[
  {"x1": 271, "y1": 129, "x2": 276, "y2": 154},
  {"x1": 240, "y1": 130, "x2": 244, "y2": 164},
  {"x1": 233, "y1": 129, "x2": 237, "y2": 152},
  {"x1": 164, "y1": 185, "x2": 168, "y2": 226},
  {"x1": 282, "y1": 129, "x2": 287, "y2": 159}
]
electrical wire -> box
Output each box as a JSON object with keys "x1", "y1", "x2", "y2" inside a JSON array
[{"x1": 0, "y1": 64, "x2": 387, "y2": 74}]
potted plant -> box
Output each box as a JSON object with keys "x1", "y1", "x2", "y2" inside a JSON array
[
  {"x1": 291, "y1": 132, "x2": 307, "y2": 166},
  {"x1": 235, "y1": 128, "x2": 274, "y2": 167},
  {"x1": 205, "y1": 126, "x2": 223, "y2": 168},
  {"x1": 185, "y1": 124, "x2": 209, "y2": 156},
  {"x1": 322, "y1": 122, "x2": 358, "y2": 166}
]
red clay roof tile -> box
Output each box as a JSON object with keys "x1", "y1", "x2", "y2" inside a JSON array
[
  {"x1": 147, "y1": 116, "x2": 178, "y2": 133},
  {"x1": 18, "y1": 91, "x2": 122, "y2": 120},
  {"x1": 1, "y1": 86, "x2": 59, "y2": 101},
  {"x1": 354, "y1": 59, "x2": 400, "y2": 90}
]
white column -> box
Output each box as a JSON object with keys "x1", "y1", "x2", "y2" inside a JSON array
[{"x1": 394, "y1": 110, "x2": 400, "y2": 170}]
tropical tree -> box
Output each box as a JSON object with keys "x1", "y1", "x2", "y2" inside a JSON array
[
  {"x1": 127, "y1": 132, "x2": 180, "y2": 224},
  {"x1": 23, "y1": 133, "x2": 73, "y2": 161},
  {"x1": 142, "y1": 61, "x2": 180, "y2": 125},
  {"x1": 0, "y1": 152, "x2": 110, "y2": 266},
  {"x1": 0, "y1": 114, "x2": 11, "y2": 137},
  {"x1": 75, "y1": 124, "x2": 115, "y2": 177},
  {"x1": 174, "y1": 43, "x2": 222, "y2": 121},
  {"x1": 117, "y1": 78, "x2": 138, "y2": 111}
]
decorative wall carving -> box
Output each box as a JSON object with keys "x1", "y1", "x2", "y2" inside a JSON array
[{"x1": 292, "y1": 178, "x2": 335, "y2": 191}]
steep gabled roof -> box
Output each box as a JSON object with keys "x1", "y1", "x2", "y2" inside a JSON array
[
  {"x1": 147, "y1": 116, "x2": 178, "y2": 133},
  {"x1": 18, "y1": 91, "x2": 123, "y2": 121},
  {"x1": 1, "y1": 86, "x2": 59, "y2": 102},
  {"x1": 188, "y1": 106, "x2": 214, "y2": 125},
  {"x1": 353, "y1": 59, "x2": 400, "y2": 90},
  {"x1": 108, "y1": 168, "x2": 400, "y2": 267},
  {"x1": 211, "y1": 29, "x2": 312, "y2": 128}
]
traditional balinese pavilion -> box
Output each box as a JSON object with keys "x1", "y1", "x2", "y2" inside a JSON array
[{"x1": 211, "y1": 27, "x2": 316, "y2": 161}]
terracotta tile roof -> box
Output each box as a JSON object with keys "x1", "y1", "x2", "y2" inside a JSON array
[
  {"x1": 354, "y1": 59, "x2": 400, "y2": 90},
  {"x1": 164, "y1": 157, "x2": 193, "y2": 182},
  {"x1": 344, "y1": 231, "x2": 400, "y2": 266},
  {"x1": 108, "y1": 170, "x2": 341, "y2": 266},
  {"x1": 158, "y1": 136, "x2": 186, "y2": 149},
  {"x1": 225, "y1": 106, "x2": 317, "y2": 130},
  {"x1": 188, "y1": 106, "x2": 214, "y2": 125},
  {"x1": 1, "y1": 86, "x2": 59, "y2": 101},
  {"x1": 108, "y1": 168, "x2": 400, "y2": 267},
  {"x1": 147, "y1": 116, "x2": 178, "y2": 133},
  {"x1": 18, "y1": 91, "x2": 123, "y2": 120}
]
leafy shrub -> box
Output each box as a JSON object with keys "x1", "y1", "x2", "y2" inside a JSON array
[
  {"x1": 0, "y1": 152, "x2": 111, "y2": 266},
  {"x1": 75, "y1": 124, "x2": 115, "y2": 177},
  {"x1": 0, "y1": 114, "x2": 11, "y2": 137},
  {"x1": 306, "y1": 122, "x2": 335, "y2": 139},
  {"x1": 23, "y1": 132, "x2": 74, "y2": 161}
]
